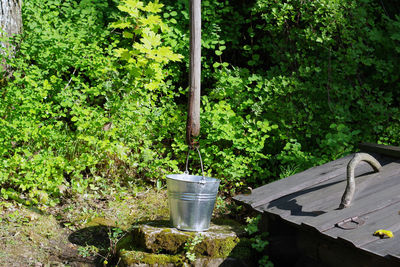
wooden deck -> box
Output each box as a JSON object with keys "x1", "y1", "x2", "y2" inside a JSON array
[{"x1": 234, "y1": 143, "x2": 400, "y2": 266}]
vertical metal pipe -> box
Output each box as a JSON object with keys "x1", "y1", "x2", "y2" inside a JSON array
[{"x1": 186, "y1": 0, "x2": 201, "y2": 147}]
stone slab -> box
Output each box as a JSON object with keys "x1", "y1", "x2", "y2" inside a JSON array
[
  {"x1": 118, "y1": 250, "x2": 250, "y2": 267},
  {"x1": 117, "y1": 220, "x2": 254, "y2": 267},
  {"x1": 120, "y1": 220, "x2": 244, "y2": 258}
]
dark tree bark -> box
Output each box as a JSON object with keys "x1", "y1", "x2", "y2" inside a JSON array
[{"x1": 0, "y1": 0, "x2": 22, "y2": 73}]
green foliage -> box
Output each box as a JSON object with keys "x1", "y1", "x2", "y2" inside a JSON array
[
  {"x1": 0, "y1": 0, "x2": 184, "y2": 204},
  {"x1": 245, "y1": 215, "x2": 273, "y2": 267},
  {"x1": 1, "y1": 0, "x2": 400, "y2": 203},
  {"x1": 158, "y1": 0, "x2": 400, "y2": 191},
  {"x1": 184, "y1": 233, "x2": 204, "y2": 263},
  {"x1": 1, "y1": 0, "x2": 117, "y2": 205}
]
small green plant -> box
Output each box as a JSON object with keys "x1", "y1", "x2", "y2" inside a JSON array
[
  {"x1": 184, "y1": 234, "x2": 204, "y2": 263},
  {"x1": 107, "y1": 226, "x2": 125, "y2": 259},
  {"x1": 245, "y1": 216, "x2": 260, "y2": 235},
  {"x1": 245, "y1": 215, "x2": 273, "y2": 267},
  {"x1": 214, "y1": 196, "x2": 228, "y2": 215},
  {"x1": 77, "y1": 225, "x2": 125, "y2": 266},
  {"x1": 78, "y1": 245, "x2": 99, "y2": 259}
]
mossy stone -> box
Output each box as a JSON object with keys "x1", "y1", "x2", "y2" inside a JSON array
[
  {"x1": 118, "y1": 221, "x2": 242, "y2": 258},
  {"x1": 194, "y1": 235, "x2": 239, "y2": 258},
  {"x1": 117, "y1": 233, "x2": 136, "y2": 252},
  {"x1": 211, "y1": 218, "x2": 246, "y2": 234},
  {"x1": 119, "y1": 250, "x2": 183, "y2": 266}
]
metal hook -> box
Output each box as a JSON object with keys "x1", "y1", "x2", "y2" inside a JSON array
[{"x1": 339, "y1": 153, "x2": 381, "y2": 209}]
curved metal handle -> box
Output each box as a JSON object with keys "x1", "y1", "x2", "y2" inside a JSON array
[
  {"x1": 339, "y1": 153, "x2": 381, "y2": 209},
  {"x1": 184, "y1": 146, "x2": 206, "y2": 184}
]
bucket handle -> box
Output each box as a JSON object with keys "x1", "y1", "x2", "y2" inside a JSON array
[{"x1": 184, "y1": 146, "x2": 206, "y2": 184}]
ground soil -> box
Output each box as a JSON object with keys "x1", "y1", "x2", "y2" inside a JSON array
[
  {"x1": 0, "y1": 188, "x2": 247, "y2": 266},
  {"x1": 0, "y1": 189, "x2": 171, "y2": 266}
]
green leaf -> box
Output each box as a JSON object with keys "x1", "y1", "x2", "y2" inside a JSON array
[
  {"x1": 122, "y1": 31, "x2": 134, "y2": 38},
  {"x1": 110, "y1": 21, "x2": 131, "y2": 29},
  {"x1": 142, "y1": 2, "x2": 163, "y2": 13}
]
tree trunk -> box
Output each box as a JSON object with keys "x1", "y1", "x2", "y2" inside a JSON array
[{"x1": 0, "y1": 0, "x2": 22, "y2": 73}]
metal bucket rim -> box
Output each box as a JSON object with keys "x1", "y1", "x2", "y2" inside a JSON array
[{"x1": 166, "y1": 174, "x2": 220, "y2": 183}]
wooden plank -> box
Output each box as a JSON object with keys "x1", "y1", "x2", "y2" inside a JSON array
[
  {"x1": 324, "y1": 202, "x2": 400, "y2": 247},
  {"x1": 186, "y1": 0, "x2": 201, "y2": 145},
  {"x1": 234, "y1": 154, "x2": 354, "y2": 208},
  {"x1": 263, "y1": 170, "x2": 376, "y2": 225},
  {"x1": 234, "y1": 153, "x2": 389, "y2": 209},
  {"x1": 277, "y1": 171, "x2": 374, "y2": 224},
  {"x1": 256, "y1": 158, "x2": 396, "y2": 224},
  {"x1": 261, "y1": 174, "x2": 346, "y2": 223},
  {"x1": 359, "y1": 142, "x2": 400, "y2": 159},
  {"x1": 300, "y1": 162, "x2": 400, "y2": 232},
  {"x1": 362, "y1": 229, "x2": 400, "y2": 260},
  {"x1": 388, "y1": 253, "x2": 400, "y2": 262}
]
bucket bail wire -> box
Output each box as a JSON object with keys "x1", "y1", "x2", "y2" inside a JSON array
[{"x1": 185, "y1": 146, "x2": 206, "y2": 184}]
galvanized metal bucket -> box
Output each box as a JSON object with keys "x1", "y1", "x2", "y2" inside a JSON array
[{"x1": 166, "y1": 148, "x2": 220, "y2": 231}]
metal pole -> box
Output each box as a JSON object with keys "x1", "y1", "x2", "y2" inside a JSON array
[{"x1": 186, "y1": 0, "x2": 201, "y2": 147}]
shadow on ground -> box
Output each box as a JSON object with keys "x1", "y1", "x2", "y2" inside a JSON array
[
  {"x1": 69, "y1": 225, "x2": 125, "y2": 266},
  {"x1": 69, "y1": 226, "x2": 110, "y2": 248}
]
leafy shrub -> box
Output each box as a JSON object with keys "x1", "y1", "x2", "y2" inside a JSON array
[
  {"x1": 160, "y1": 0, "x2": 400, "y2": 190},
  {"x1": 1, "y1": 0, "x2": 400, "y2": 204},
  {"x1": 0, "y1": 0, "x2": 184, "y2": 204}
]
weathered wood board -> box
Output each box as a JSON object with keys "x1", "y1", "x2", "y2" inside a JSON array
[
  {"x1": 359, "y1": 142, "x2": 400, "y2": 158},
  {"x1": 324, "y1": 202, "x2": 400, "y2": 246},
  {"x1": 235, "y1": 153, "x2": 386, "y2": 209},
  {"x1": 362, "y1": 231, "x2": 400, "y2": 259},
  {"x1": 301, "y1": 161, "x2": 400, "y2": 231},
  {"x1": 234, "y1": 144, "x2": 400, "y2": 261}
]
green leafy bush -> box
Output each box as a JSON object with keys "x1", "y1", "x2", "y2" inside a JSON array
[
  {"x1": 0, "y1": 0, "x2": 184, "y2": 204},
  {"x1": 1, "y1": 0, "x2": 400, "y2": 204},
  {"x1": 159, "y1": 0, "x2": 400, "y2": 190}
]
